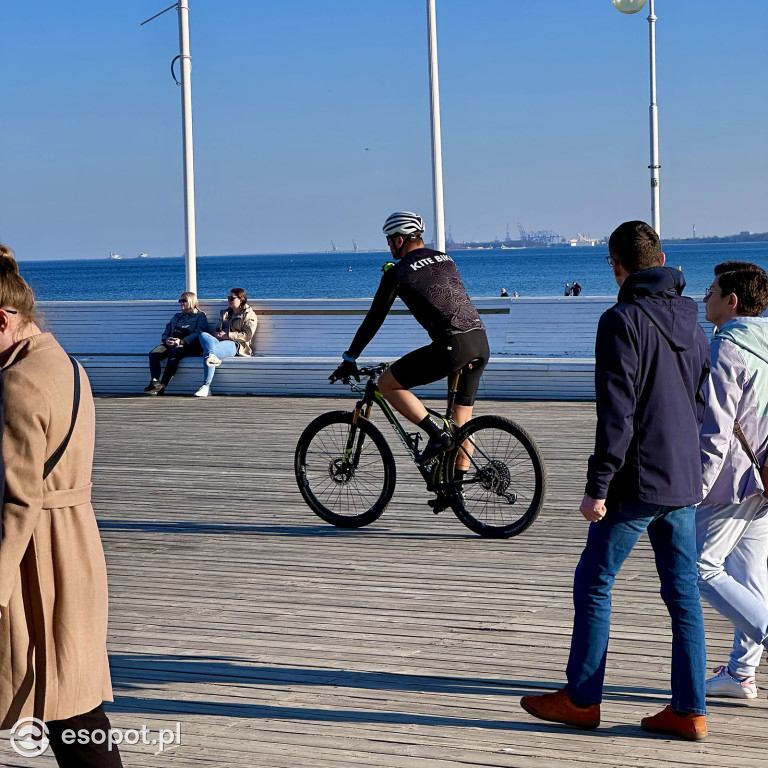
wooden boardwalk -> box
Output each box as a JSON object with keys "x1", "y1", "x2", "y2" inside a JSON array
[{"x1": 4, "y1": 396, "x2": 766, "y2": 768}]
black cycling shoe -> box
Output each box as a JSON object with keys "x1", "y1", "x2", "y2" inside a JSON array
[
  {"x1": 428, "y1": 496, "x2": 449, "y2": 514},
  {"x1": 418, "y1": 432, "x2": 454, "y2": 464}
]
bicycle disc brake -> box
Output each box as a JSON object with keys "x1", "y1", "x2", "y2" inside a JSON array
[{"x1": 329, "y1": 457, "x2": 354, "y2": 484}]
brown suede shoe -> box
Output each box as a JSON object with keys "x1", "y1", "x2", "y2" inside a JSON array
[
  {"x1": 641, "y1": 705, "x2": 708, "y2": 741},
  {"x1": 520, "y1": 689, "x2": 600, "y2": 729}
]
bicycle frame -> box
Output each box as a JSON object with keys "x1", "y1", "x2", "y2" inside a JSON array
[{"x1": 347, "y1": 368, "x2": 462, "y2": 493}]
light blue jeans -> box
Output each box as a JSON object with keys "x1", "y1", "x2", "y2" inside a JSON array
[
  {"x1": 199, "y1": 332, "x2": 237, "y2": 386},
  {"x1": 697, "y1": 494, "x2": 768, "y2": 678},
  {"x1": 565, "y1": 500, "x2": 707, "y2": 715}
]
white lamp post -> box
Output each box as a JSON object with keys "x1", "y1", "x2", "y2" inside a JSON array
[
  {"x1": 142, "y1": 2, "x2": 199, "y2": 294},
  {"x1": 426, "y1": 0, "x2": 446, "y2": 253},
  {"x1": 612, "y1": 0, "x2": 660, "y2": 237}
]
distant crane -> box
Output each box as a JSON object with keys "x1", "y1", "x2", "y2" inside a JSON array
[
  {"x1": 447, "y1": 225, "x2": 455, "y2": 246},
  {"x1": 517, "y1": 223, "x2": 560, "y2": 245}
]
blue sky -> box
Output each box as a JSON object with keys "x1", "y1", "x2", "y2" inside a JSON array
[{"x1": 1, "y1": 1, "x2": 766, "y2": 259}]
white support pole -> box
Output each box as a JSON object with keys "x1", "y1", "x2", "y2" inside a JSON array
[
  {"x1": 177, "y1": 0, "x2": 198, "y2": 294},
  {"x1": 647, "y1": 0, "x2": 660, "y2": 236},
  {"x1": 426, "y1": 0, "x2": 446, "y2": 253}
]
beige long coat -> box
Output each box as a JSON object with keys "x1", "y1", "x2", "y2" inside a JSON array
[{"x1": 0, "y1": 333, "x2": 112, "y2": 728}]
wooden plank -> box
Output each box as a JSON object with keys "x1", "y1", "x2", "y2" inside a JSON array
[{"x1": 0, "y1": 396, "x2": 754, "y2": 767}]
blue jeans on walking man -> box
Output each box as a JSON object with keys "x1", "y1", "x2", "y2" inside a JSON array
[
  {"x1": 564, "y1": 500, "x2": 707, "y2": 715},
  {"x1": 199, "y1": 332, "x2": 237, "y2": 386}
]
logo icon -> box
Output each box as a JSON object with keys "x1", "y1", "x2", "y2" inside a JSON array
[{"x1": 10, "y1": 717, "x2": 50, "y2": 757}]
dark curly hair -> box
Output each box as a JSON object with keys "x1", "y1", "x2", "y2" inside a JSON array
[{"x1": 713, "y1": 262, "x2": 768, "y2": 317}]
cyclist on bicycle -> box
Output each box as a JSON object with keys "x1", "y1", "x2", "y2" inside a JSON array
[{"x1": 329, "y1": 211, "x2": 490, "y2": 467}]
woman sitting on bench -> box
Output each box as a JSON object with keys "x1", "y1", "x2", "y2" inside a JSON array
[
  {"x1": 144, "y1": 291, "x2": 208, "y2": 395},
  {"x1": 195, "y1": 287, "x2": 258, "y2": 398}
]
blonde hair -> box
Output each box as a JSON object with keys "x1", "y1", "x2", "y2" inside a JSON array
[
  {"x1": 0, "y1": 243, "x2": 37, "y2": 326},
  {"x1": 180, "y1": 291, "x2": 199, "y2": 311}
]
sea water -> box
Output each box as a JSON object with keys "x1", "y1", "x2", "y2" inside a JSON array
[{"x1": 18, "y1": 242, "x2": 768, "y2": 301}]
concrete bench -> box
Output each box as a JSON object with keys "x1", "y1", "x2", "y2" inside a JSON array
[{"x1": 37, "y1": 297, "x2": 713, "y2": 400}]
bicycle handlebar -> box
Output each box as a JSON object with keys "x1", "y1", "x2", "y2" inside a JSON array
[{"x1": 357, "y1": 363, "x2": 389, "y2": 378}]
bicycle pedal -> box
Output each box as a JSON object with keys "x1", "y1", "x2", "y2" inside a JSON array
[{"x1": 427, "y1": 497, "x2": 448, "y2": 514}]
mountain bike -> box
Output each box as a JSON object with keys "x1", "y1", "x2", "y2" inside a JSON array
[{"x1": 294, "y1": 363, "x2": 546, "y2": 538}]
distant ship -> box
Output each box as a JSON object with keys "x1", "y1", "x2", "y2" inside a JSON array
[
  {"x1": 569, "y1": 233, "x2": 602, "y2": 247},
  {"x1": 108, "y1": 253, "x2": 122, "y2": 260}
]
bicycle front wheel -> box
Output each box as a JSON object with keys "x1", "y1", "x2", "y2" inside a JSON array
[
  {"x1": 294, "y1": 411, "x2": 396, "y2": 528},
  {"x1": 447, "y1": 415, "x2": 546, "y2": 538}
]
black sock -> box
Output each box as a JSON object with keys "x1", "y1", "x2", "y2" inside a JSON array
[{"x1": 418, "y1": 415, "x2": 443, "y2": 439}]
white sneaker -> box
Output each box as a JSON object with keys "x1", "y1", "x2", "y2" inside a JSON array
[
  {"x1": 194, "y1": 384, "x2": 210, "y2": 398},
  {"x1": 205, "y1": 354, "x2": 222, "y2": 367},
  {"x1": 705, "y1": 665, "x2": 757, "y2": 699}
]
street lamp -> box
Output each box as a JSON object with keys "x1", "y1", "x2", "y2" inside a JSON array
[
  {"x1": 142, "y1": 1, "x2": 199, "y2": 294},
  {"x1": 426, "y1": 0, "x2": 446, "y2": 253},
  {"x1": 612, "y1": 0, "x2": 660, "y2": 238}
]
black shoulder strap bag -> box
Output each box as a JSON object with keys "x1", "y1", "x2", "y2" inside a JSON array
[{"x1": 43, "y1": 356, "x2": 81, "y2": 480}]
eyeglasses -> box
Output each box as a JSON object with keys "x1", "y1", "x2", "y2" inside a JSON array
[
  {"x1": 178, "y1": 298, "x2": 189, "y2": 304},
  {"x1": 704, "y1": 287, "x2": 717, "y2": 300},
  {"x1": 227, "y1": 296, "x2": 238, "y2": 301},
  {"x1": 605, "y1": 256, "x2": 615, "y2": 267}
]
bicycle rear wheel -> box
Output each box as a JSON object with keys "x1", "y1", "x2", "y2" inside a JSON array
[
  {"x1": 294, "y1": 411, "x2": 396, "y2": 528},
  {"x1": 447, "y1": 415, "x2": 545, "y2": 538}
]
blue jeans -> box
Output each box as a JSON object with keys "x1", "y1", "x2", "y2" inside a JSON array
[
  {"x1": 199, "y1": 333, "x2": 237, "y2": 386},
  {"x1": 564, "y1": 501, "x2": 706, "y2": 715}
]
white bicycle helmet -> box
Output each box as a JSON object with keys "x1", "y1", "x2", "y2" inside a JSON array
[{"x1": 382, "y1": 211, "x2": 425, "y2": 238}]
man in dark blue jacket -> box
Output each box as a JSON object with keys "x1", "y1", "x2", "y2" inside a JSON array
[{"x1": 521, "y1": 221, "x2": 711, "y2": 740}]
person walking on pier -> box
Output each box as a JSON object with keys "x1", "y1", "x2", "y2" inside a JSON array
[
  {"x1": 329, "y1": 211, "x2": 489, "y2": 467},
  {"x1": 697, "y1": 262, "x2": 768, "y2": 699},
  {"x1": 0, "y1": 246, "x2": 122, "y2": 766},
  {"x1": 520, "y1": 221, "x2": 710, "y2": 740}
]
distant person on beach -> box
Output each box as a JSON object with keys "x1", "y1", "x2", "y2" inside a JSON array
[
  {"x1": 697, "y1": 262, "x2": 768, "y2": 700},
  {"x1": 329, "y1": 211, "x2": 489, "y2": 467},
  {"x1": 520, "y1": 221, "x2": 710, "y2": 740},
  {"x1": 0, "y1": 245, "x2": 123, "y2": 766},
  {"x1": 572, "y1": 281, "x2": 582, "y2": 296},
  {"x1": 500, "y1": 288, "x2": 509, "y2": 297},
  {"x1": 144, "y1": 291, "x2": 208, "y2": 395},
  {"x1": 564, "y1": 282, "x2": 572, "y2": 296},
  {"x1": 195, "y1": 287, "x2": 258, "y2": 398}
]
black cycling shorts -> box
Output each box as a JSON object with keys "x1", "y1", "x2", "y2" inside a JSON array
[{"x1": 389, "y1": 328, "x2": 490, "y2": 406}]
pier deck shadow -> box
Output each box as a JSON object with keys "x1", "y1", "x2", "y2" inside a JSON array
[{"x1": 7, "y1": 396, "x2": 764, "y2": 767}]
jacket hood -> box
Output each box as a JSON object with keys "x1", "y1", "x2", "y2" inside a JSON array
[
  {"x1": 617, "y1": 266, "x2": 699, "y2": 351},
  {"x1": 716, "y1": 317, "x2": 768, "y2": 365}
]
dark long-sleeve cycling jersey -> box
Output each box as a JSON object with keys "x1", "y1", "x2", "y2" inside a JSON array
[{"x1": 346, "y1": 248, "x2": 484, "y2": 359}]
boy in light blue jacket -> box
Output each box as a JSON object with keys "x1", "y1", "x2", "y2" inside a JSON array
[{"x1": 698, "y1": 262, "x2": 768, "y2": 699}]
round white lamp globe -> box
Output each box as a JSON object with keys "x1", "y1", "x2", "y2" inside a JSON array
[{"x1": 612, "y1": 0, "x2": 647, "y2": 13}]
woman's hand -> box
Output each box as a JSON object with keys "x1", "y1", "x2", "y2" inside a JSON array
[{"x1": 215, "y1": 331, "x2": 228, "y2": 340}]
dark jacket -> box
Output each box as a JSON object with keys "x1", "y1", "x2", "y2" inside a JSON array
[
  {"x1": 161, "y1": 310, "x2": 209, "y2": 346},
  {"x1": 586, "y1": 267, "x2": 710, "y2": 506}
]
